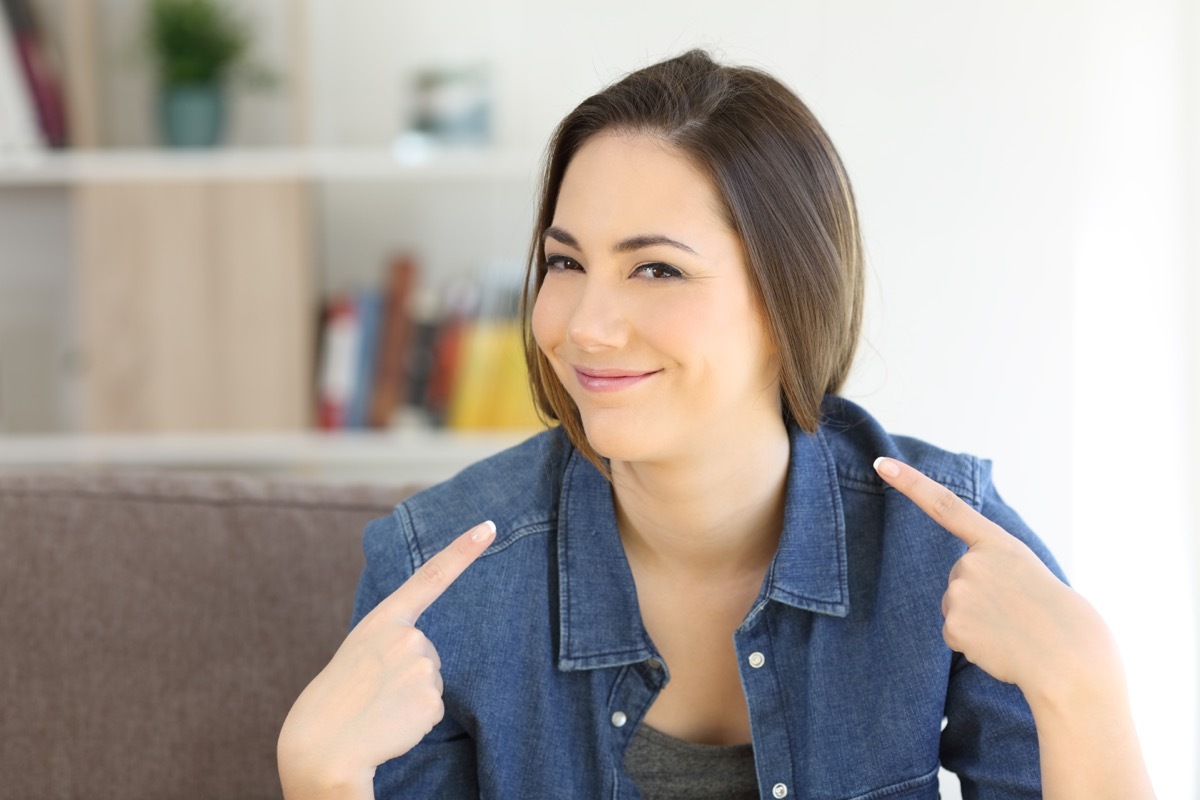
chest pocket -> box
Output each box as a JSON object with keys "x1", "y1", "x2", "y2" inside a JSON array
[{"x1": 836, "y1": 766, "x2": 940, "y2": 800}]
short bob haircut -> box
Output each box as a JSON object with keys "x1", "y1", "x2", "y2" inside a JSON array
[{"x1": 521, "y1": 49, "x2": 864, "y2": 473}]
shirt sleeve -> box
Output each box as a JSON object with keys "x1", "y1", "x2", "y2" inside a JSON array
[
  {"x1": 939, "y1": 463, "x2": 1066, "y2": 799},
  {"x1": 351, "y1": 513, "x2": 481, "y2": 800}
]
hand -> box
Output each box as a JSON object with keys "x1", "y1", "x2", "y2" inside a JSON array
[
  {"x1": 277, "y1": 520, "x2": 496, "y2": 799},
  {"x1": 872, "y1": 457, "x2": 1114, "y2": 698},
  {"x1": 873, "y1": 457, "x2": 1155, "y2": 799}
]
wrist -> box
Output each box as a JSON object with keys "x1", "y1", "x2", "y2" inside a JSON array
[
  {"x1": 1018, "y1": 599, "x2": 1126, "y2": 719},
  {"x1": 278, "y1": 737, "x2": 375, "y2": 800},
  {"x1": 279, "y1": 768, "x2": 374, "y2": 800}
]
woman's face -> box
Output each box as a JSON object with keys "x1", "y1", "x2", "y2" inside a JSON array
[{"x1": 531, "y1": 131, "x2": 782, "y2": 464}]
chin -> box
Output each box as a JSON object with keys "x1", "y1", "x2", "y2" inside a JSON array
[
  {"x1": 579, "y1": 422, "x2": 638, "y2": 462},
  {"x1": 578, "y1": 410, "x2": 667, "y2": 464}
]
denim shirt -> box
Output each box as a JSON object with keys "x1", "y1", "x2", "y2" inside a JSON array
[{"x1": 353, "y1": 396, "x2": 1062, "y2": 799}]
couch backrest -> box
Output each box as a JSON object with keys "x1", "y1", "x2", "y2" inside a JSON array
[{"x1": 0, "y1": 470, "x2": 415, "y2": 800}]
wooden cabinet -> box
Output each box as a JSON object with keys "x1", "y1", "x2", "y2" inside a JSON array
[{"x1": 74, "y1": 178, "x2": 314, "y2": 432}]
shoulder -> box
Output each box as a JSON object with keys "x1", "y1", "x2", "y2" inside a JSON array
[
  {"x1": 818, "y1": 395, "x2": 1062, "y2": 576},
  {"x1": 819, "y1": 395, "x2": 991, "y2": 507},
  {"x1": 360, "y1": 426, "x2": 572, "y2": 591}
]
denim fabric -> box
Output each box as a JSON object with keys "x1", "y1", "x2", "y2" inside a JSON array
[{"x1": 353, "y1": 396, "x2": 1061, "y2": 799}]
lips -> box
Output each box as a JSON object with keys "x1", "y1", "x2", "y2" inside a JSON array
[{"x1": 572, "y1": 366, "x2": 659, "y2": 393}]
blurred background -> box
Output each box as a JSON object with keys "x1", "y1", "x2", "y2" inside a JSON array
[{"x1": 0, "y1": 0, "x2": 1196, "y2": 795}]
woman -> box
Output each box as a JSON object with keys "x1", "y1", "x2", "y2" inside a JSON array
[{"x1": 278, "y1": 50, "x2": 1153, "y2": 799}]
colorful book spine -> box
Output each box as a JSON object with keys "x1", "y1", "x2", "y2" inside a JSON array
[
  {"x1": 368, "y1": 255, "x2": 418, "y2": 429},
  {"x1": 447, "y1": 319, "x2": 542, "y2": 431},
  {"x1": 1, "y1": 0, "x2": 68, "y2": 147},
  {"x1": 422, "y1": 311, "x2": 466, "y2": 428},
  {"x1": 316, "y1": 272, "x2": 542, "y2": 432},
  {"x1": 346, "y1": 289, "x2": 382, "y2": 429},
  {"x1": 0, "y1": 1, "x2": 41, "y2": 150},
  {"x1": 315, "y1": 295, "x2": 360, "y2": 430}
]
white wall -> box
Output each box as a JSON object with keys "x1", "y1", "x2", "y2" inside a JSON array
[
  {"x1": 1190, "y1": 2, "x2": 1200, "y2": 795},
  {"x1": 1069, "y1": 2, "x2": 1197, "y2": 794},
  {"x1": 304, "y1": 1, "x2": 1199, "y2": 794}
]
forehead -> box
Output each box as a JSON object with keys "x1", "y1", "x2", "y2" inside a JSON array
[{"x1": 553, "y1": 132, "x2": 734, "y2": 241}]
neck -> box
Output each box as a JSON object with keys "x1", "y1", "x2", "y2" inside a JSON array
[{"x1": 611, "y1": 414, "x2": 791, "y2": 579}]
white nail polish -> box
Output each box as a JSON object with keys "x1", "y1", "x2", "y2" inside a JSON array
[{"x1": 472, "y1": 520, "x2": 496, "y2": 542}]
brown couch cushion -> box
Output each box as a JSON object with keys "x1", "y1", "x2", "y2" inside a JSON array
[{"x1": 0, "y1": 470, "x2": 415, "y2": 800}]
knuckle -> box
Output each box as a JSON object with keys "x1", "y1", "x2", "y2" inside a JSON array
[
  {"x1": 396, "y1": 652, "x2": 440, "y2": 686},
  {"x1": 414, "y1": 688, "x2": 444, "y2": 729},
  {"x1": 386, "y1": 629, "x2": 426, "y2": 665},
  {"x1": 942, "y1": 620, "x2": 961, "y2": 651},
  {"x1": 413, "y1": 654, "x2": 439, "y2": 679},
  {"x1": 932, "y1": 487, "x2": 961, "y2": 519},
  {"x1": 417, "y1": 558, "x2": 447, "y2": 586},
  {"x1": 944, "y1": 578, "x2": 969, "y2": 605},
  {"x1": 395, "y1": 625, "x2": 425, "y2": 651},
  {"x1": 999, "y1": 534, "x2": 1029, "y2": 557},
  {"x1": 942, "y1": 610, "x2": 966, "y2": 643}
]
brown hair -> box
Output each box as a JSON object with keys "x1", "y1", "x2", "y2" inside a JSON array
[{"x1": 521, "y1": 49, "x2": 864, "y2": 473}]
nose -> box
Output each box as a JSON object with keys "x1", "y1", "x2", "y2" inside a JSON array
[{"x1": 566, "y1": 273, "x2": 629, "y2": 352}]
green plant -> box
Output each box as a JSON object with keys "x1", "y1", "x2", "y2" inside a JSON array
[{"x1": 145, "y1": 0, "x2": 249, "y2": 86}]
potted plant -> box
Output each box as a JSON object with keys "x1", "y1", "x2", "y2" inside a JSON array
[{"x1": 145, "y1": 0, "x2": 250, "y2": 147}]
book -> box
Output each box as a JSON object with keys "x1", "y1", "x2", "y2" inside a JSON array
[
  {"x1": 446, "y1": 319, "x2": 542, "y2": 431},
  {"x1": 316, "y1": 273, "x2": 541, "y2": 432},
  {"x1": 421, "y1": 279, "x2": 479, "y2": 427},
  {"x1": 422, "y1": 311, "x2": 466, "y2": 428},
  {"x1": 0, "y1": 1, "x2": 41, "y2": 151},
  {"x1": 346, "y1": 289, "x2": 382, "y2": 429},
  {"x1": 403, "y1": 286, "x2": 443, "y2": 425},
  {"x1": 367, "y1": 254, "x2": 418, "y2": 429},
  {"x1": 315, "y1": 294, "x2": 361, "y2": 430},
  {"x1": 2, "y1": 0, "x2": 68, "y2": 147}
]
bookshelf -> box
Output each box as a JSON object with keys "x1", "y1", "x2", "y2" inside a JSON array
[
  {"x1": 0, "y1": 145, "x2": 540, "y2": 440},
  {"x1": 0, "y1": 146, "x2": 542, "y2": 185},
  {"x1": 0, "y1": 0, "x2": 544, "y2": 460},
  {"x1": 0, "y1": 428, "x2": 528, "y2": 485}
]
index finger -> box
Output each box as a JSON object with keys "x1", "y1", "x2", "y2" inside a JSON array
[
  {"x1": 385, "y1": 520, "x2": 496, "y2": 625},
  {"x1": 873, "y1": 457, "x2": 1003, "y2": 548}
]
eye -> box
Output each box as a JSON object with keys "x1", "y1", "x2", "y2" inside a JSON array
[
  {"x1": 544, "y1": 254, "x2": 583, "y2": 272},
  {"x1": 633, "y1": 262, "x2": 683, "y2": 280}
]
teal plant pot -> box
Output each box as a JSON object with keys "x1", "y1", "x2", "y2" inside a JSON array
[{"x1": 159, "y1": 84, "x2": 226, "y2": 148}]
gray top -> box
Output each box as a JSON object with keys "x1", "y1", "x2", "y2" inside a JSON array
[{"x1": 624, "y1": 723, "x2": 758, "y2": 800}]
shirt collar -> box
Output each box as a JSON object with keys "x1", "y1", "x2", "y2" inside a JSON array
[{"x1": 555, "y1": 421, "x2": 849, "y2": 672}]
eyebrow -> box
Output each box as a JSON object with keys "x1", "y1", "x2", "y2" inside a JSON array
[{"x1": 544, "y1": 225, "x2": 699, "y2": 256}]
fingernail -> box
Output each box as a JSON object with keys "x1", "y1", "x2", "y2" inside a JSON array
[
  {"x1": 472, "y1": 520, "x2": 497, "y2": 542},
  {"x1": 874, "y1": 457, "x2": 900, "y2": 479}
]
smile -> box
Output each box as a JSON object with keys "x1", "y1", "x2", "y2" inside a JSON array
[{"x1": 572, "y1": 367, "x2": 660, "y2": 393}]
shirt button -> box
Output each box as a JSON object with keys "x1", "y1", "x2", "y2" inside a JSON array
[
  {"x1": 611, "y1": 711, "x2": 628, "y2": 728},
  {"x1": 772, "y1": 783, "x2": 788, "y2": 798},
  {"x1": 646, "y1": 657, "x2": 662, "y2": 670},
  {"x1": 748, "y1": 651, "x2": 766, "y2": 668}
]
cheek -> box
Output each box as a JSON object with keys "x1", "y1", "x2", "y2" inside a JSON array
[
  {"x1": 531, "y1": 280, "x2": 567, "y2": 357},
  {"x1": 695, "y1": 293, "x2": 777, "y2": 378}
]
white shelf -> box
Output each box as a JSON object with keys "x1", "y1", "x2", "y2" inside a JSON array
[
  {"x1": 0, "y1": 428, "x2": 531, "y2": 485},
  {"x1": 0, "y1": 146, "x2": 542, "y2": 185}
]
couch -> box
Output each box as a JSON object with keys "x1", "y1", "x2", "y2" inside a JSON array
[{"x1": 0, "y1": 469, "x2": 417, "y2": 800}]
